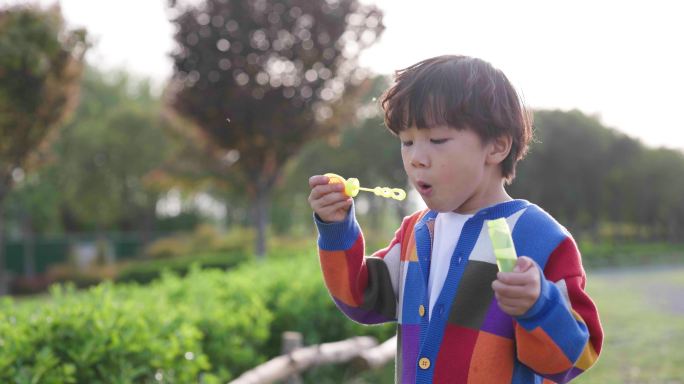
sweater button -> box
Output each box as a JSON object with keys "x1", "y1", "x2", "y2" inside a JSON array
[
  {"x1": 418, "y1": 357, "x2": 431, "y2": 370},
  {"x1": 418, "y1": 305, "x2": 425, "y2": 317}
]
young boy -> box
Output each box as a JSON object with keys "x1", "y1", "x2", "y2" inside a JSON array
[{"x1": 308, "y1": 55, "x2": 603, "y2": 383}]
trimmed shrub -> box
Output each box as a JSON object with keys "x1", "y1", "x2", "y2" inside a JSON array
[
  {"x1": 115, "y1": 251, "x2": 249, "y2": 284},
  {"x1": 0, "y1": 267, "x2": 271, "y2": 383},
  {"x1": 580, "y1": 241, "x2": 684, "y2": 268},
  {"x1": 1, "y1": 251, "x2": 395, "y2": 382},
  {"x1": 143, "y1": 225, "x2": 254, "y2": 260}
]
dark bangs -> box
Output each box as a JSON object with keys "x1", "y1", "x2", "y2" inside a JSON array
[{"x1": 381, "y1": 56, "x2": 475, "y2": 134}]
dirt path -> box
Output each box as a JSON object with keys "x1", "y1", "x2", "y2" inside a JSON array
[{"x1": 591, "y1": 264, "x2": 684, "y2": 315}]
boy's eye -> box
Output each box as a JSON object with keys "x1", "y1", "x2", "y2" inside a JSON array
[
  {"x1": 430, "y1": 138, "x2": 449, "y2": 144},
  {"x1": 401, "y1": 140, "x2": 413, "y2": 147}
]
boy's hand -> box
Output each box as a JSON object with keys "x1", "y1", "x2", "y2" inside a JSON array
[
  {"x1": 491, "y1": 256, "x2": 541, "y2": 317},
  {"x1": 308, "y1": 175, "x2": 353, "y2": 223}
]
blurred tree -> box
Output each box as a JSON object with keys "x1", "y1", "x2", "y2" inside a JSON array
[
  {"x1": 273, "y1": 75, "x2": 408, "y2": 232},
  {"x1": 512, "y1": 110, "x2": 614, "y2": 231},
  {"x1": 3, "y1": 168, "x2": 62, "y2": 278},
  {"x1": 274, "y1": 105, "x2": 684, "y2": 244},
  {"x1": 600, "y1": 135, "x2": 643, "y2": 227},
  {"x1": 0, "y1": 4, "x2": 86, "y2": 294},
  {"x1": 633, "y1": 148, "x2": 684, "y2": 241},
  {"x1": 167, "y1": 0, "x2": 384, "y2": 257},
  {"x1": 510, "y1": 109, "x2": 684, "y2": 241},
  {"x1": 53, "y1": 68, "x2": 176, "y2": 234}
]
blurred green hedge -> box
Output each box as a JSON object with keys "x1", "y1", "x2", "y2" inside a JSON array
[
  {"x1": 114, "y1": 251, "x2": 248, "y2": 284},
  {"x1": 10, "y1": 226, "x2": 258, "y2": 295},
  {"x1": 0, "y1": 252, "x2": 394, "y2": 383},
  {"x1": 580, "y1": 241, "x2": 684, "y2": 268}
]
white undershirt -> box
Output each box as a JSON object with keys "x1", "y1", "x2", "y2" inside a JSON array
[{"x1": 428, "y1": 211, "x2": 473, "y2": 317}]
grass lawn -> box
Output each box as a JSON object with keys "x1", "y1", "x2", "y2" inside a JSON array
[
  {"x1": 574, "y1": 265, "x2": 684, "y2": 383},
  {"x1": 346, "y1": 265, "x2": 684, "y2": 383}
]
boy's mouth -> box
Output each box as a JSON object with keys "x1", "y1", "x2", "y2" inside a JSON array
[{"x1": 416, "y1": 181, "x2": 433, "y2": 195}]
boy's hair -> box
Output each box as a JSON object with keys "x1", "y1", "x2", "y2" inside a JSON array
[{"x1": 380, "y1": 55, "x2": 533, "y2": 182}]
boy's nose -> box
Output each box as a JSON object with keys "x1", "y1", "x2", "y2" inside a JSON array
[
  {"x1": 409, "y1": 149, "x2": 429, "y2": 168},
  {"x1": 411, "y1": 157, "x2": 427, "y2": 168}
]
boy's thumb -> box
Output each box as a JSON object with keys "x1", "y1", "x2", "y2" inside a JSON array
[{"x1": 513, "y1": 256, "x2": 533, "y2": 273}]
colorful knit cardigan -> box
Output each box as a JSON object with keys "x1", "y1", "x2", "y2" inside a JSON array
[{"x1": 315, "y1": 199, "x2": 603, "y2": 384}]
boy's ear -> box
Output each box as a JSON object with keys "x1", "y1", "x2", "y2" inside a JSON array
[{"x1": 486, "y1": 135, "x2": 512, "y2": 165}]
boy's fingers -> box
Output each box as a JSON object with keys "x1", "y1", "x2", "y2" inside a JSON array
[
  {"x1": 492, "y1": 281, "x2": 530, "y2": 299},
  {"x1": 318, "y1": 190, "x2": 348, "y2": 206},
  {"x1": 496, "y1": 271, "x2": 532, "y2": 286},
  {"x1": 308, "y1": 186, "x2": 325, "y2": 201},
  {"x1": 496, "y1": 300, "x2": 527, "y2": 316},
  {"x1": 309, "y1": 183, "x2": 344, "y2": 200},
  {"x1": 310, "y1": 192, "x2": 348, "y2": 213},
  {"x1": 494, "y1": 292, "x2": 528, "y2": 307},
  {"x1": 325, "y1": 198, "x2": 352, "y2": 213},
  {"x1": 513, "y1": 256, "x2": 534, "y2": 273},
  {"x1": 498, "y1": 259, "x2": 538, "y2": 285},
  {"x1": 308, "y1": 175, "x2": 329, "y2": 188},
  {"x1": 315, "y1": 198, "x2": 352, "y2": 222}
]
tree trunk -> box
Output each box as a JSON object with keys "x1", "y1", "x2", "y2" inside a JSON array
[
  {"x1": 253, "y1": 184, "x2": 271, "y2": 259},
  {"x1": 22, "y1": 212, "x2": 36, "y2": 278},
  {"x1": 368, "y1": 198, "x2": 381, "y2": 229},
  {"x1": 668, "y1": 216, "x2": 678, "y2": 243},
  {"x1": 141, "y1": 199, "x2": 156, "y2": 247}
]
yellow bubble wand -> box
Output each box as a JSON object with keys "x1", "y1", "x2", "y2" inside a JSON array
[{"x1": 325, "y1": 173, "x2": 406, "y2": 201}]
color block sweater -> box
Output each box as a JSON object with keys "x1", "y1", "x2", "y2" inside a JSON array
[{"x1": 315, "y1": 199, "x2": 603, "y2": 384}]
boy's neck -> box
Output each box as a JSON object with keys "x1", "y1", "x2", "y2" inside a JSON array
[{"x1": 453, "y1": 179, "x2": 512, "y2": 215}]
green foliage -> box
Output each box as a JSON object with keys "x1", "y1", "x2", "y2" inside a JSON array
[
  {"x1": 114, "y1": 252, "x2": 248, "y2": 284},
  {"x1": 0, "y1": 267, "x2": 269, "y2": 382},
  {"x1": 3, "y1": 170, "x2": 63, "y2": 234},
  {"x1": 511, "y1": 110, "x2": 614, "y2": 228},
  {"x1": 247, "y1": 251, "x2": 394, "y2": 358},
  {"x1": 1, "y1": 282, "x2": 212, "y2": 382},
  {"x1": 0, "y1": 5, "x2": 86, "y2": 180},
  {"x1": 0, "y1": 2, "x2": 87, "y2": 293},
  {"x1": 2, "y1": 65, "x2": 179, "y2": 235},
  {"x1": 54, "y1": 68, "x2": 176, "y2": 231},
  {"x1": 155, "y1": 211, "x2": 203, "y2": 233},
  {"x1": 506, "y1": 109, "x2": 684, "y2": 241},
  {"x1": 272, "y1": 77, "x2": 408, "y2": 238},
  {"x1": 277, "y1": 107, "x2": 684, "y2": 244},
  {"x1": 40, "y1": 226, "x2": 257, "y2": 287},
  {"x1": 580, "y1": 241, "x2": 684, "y2": 268},
  {"x1": 0, "y1": 251, "x2": 394, "y2": 382},
  {"x1": 289, "y1": 78, "x2": 404, "y2": 190},
  {"x1": 143, "y1": 224, "x2": 253, "y2": 259}
]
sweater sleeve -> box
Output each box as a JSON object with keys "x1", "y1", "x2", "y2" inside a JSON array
[
  {"x1": 315, "y1": 205, "x2": 408, "y2": 325},
  {"x1": 513, "y1": 236, "x2": 603, "y2": 383}
]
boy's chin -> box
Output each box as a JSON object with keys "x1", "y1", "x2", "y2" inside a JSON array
[
  {"x1": 424, "y1": 199, "x2": 474, "y2": 214},
  {"x1": 423, "y1": 200, "x2": 456, "y2": 213}
]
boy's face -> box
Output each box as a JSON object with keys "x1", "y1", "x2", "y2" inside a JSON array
[{"x1": 399, "y1": 125, "x2": 499, "y2": 214}]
